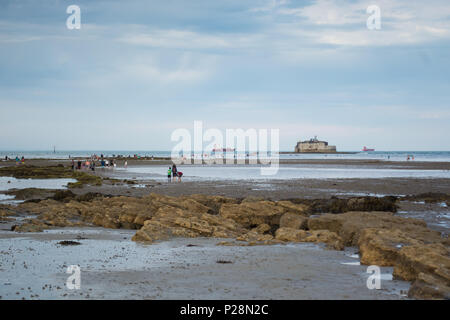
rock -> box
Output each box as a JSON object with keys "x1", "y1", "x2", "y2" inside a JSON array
[
  {"x1": 301, "y1": 230, "x2": 344, "y2": 250},
  {"x1": 275, "y1": 227, "x2": 307, "y2": 242},
  {"x1": 13, "y1": 219, "x2": 49, "y2": 232},
  {"x1": 182, "y1": 194, "x2": 238, "y2": 214},
  {"x1": 308, "y1": 211, "x2": 439, "y2": 246},
  {"x1": 5, "y1": 188, "x2": 56, "y2": 201},
  {"x1": 52, "y1": 190, "x2": 76, "y2": 202},
  {"x1": 146, "y1": 193, "x2": 212, "y2": 214},
  {"x1": 274, "y1": 227, "x2": 344, "y2": 250},
  {"x1": 236, "y1": 230, "x2": 274, "y2": 242},
  {"x1": 241, "y1": 196, "x2": 266, "y2": 203},
  {"x1": 219, "y1": 201, "x2": 287, "y2": 228},
  {"x1": 132, "y1": 206, "x2": 245, "y2": 243},
  {"x1": 251, "y1": 223, "x2": 271, "y2": 234},
  {"x1": 279, "y1": 212, "x2": 308, "y2": 230},
  {"x1": 57, "y1": 241, "x2": 81, "y2": 246},
  {"x1": 92, "y1": 214, "x2": 120, "y2": 229},
  {"x1": 0, "y1": 208, "x2": 15, "y2": 217},
  {"x1": 393, "y1": 243, "x2": 450, "y2": 282},
  {"x1": 0, "y1": 165, "x2": 102, "y2": 187},
  {"x1": 358, "y1": 228, "x2": 423, "y2": 266},
  {"x1": 276, "y1": 201, "x2": 309, "y2": 216},
  {"x1": 287, "y1": 196, "x2": 398, "y2": 214},
  {"x1": 408, "y1": 272, "x2": 450, "y2": 300},
  {"x1": 75, "y1": 192, "x2": 105, "y2": 202}
]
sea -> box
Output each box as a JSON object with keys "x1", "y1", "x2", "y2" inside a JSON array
[{"x1": 1, "y1": 150, "x2": 450, "y2": 162}]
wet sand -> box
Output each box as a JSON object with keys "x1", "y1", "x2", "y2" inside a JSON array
[
  {"x1": 0, "y1": 227, "x2": 409, "y2": 300},
  {"x1": 0, "y1": 158, "x2": 448, "y2": 300},
  {"x1": 3, "y1": 158, "x2": 450, "y2": 170}
]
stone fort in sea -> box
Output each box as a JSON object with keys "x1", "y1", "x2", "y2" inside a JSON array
[{"x1": 294, "y1": 136, "x2": 337, "y2": 153}]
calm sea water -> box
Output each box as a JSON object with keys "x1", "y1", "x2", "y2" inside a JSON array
[{"x1": 1, "y1": 150, "x2": 450, "y2": 162}]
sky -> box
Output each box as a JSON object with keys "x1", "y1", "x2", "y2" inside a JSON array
[{"x1": 0, "y1": 0, "x2": 449, "y2": 151}]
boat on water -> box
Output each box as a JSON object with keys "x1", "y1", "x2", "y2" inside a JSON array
[{"x1": 362, "y1": 146, "x2": 375, "y2": 152}]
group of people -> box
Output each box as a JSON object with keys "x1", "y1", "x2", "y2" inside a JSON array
[
  {"x1": 168, "y1": 164, "x2": 183, "y2": 182},
  {"x1": 71, "y1": 154, "x2": 122, "y2": 172},
  {"x1": 14, "y1": 156, "x2": 25, "y2": 165},
  {"x1": 71, "y1": 159, "x2": 97, "y2": 171},
  {"x1": 2, "y1": 155, "x2": 25, "y2": 164}
]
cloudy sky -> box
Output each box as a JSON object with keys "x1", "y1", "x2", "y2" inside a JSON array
[{"x1": 0, "y1": 0, "x2": 449, "y2": 151}]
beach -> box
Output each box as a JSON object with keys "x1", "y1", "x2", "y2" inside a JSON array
[{"x1": 0, "y1": 157, "x2": 449, "y2": 300}]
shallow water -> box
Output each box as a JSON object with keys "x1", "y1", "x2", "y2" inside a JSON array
[
  {"x1": 2, "y1": 150, "x2": 450, "y2": 162},
  {"x1": 113, "y1": 165, "x2": 450, "y2": 181},
  {"x1": 0, "y1": 177, "x2": 76, "y2": 192},
  {"x1": 0, "y1": 228, "x2": 410, "y2": 300}
]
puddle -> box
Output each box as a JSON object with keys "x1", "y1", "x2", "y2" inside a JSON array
[{"x1": 341, "y1": 261, "x2": 361, "y2": 266}]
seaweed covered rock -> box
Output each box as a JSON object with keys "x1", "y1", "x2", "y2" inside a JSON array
[
  {"x1": 5, "y1": 188, "x2": 56, "y2": 201},
  {"x1": 0, "y1": 165, "x2": 102, "y2": 187},
  {"x1": 288, "y1": 196, "x2": 398, "y2": 214}
]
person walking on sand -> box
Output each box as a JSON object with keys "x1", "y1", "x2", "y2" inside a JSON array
[
  {"x1": 124, "y1": 161, "x2": 128, "y2": 169},
  {"x1": 167, "y1": 166, "x2": 172, "y2": 183},
  {"x1": 171, "y1": 164, "x2": 178, "y2": 182}
]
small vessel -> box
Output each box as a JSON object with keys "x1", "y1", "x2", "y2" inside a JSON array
[{"x1": 362, "y1": 146, "x2": 375, "y2": 152}]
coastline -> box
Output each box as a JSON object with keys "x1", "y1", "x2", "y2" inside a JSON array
[{"x1": 0, "y1": 158, "x2": 449, "y2": 300}]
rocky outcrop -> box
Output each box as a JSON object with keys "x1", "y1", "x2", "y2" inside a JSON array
[
  {"x1": 10, "y1": 192, "x2": 450, "y2": 299},
  {"x1": 408, "y1": 272, "x2": 450, "y2": 300},
  {"x1": 219, "y1": 200, "x2": 308, "y2": 229},
  {"x1": 307, "y1": 211, "x2": 449, "y2": 299},
  {"x1": 394, "y1": 243, "x2": 450, "y2": 282},
  {"x1": 132, "y1": 206, "x2": 246, "y2": 242},
  {"x1": 307, "y1": 211, "x2": 438, "y2": 246},
  {"x1": 287, "y1": 196, "x2": 398, "y2": 214},
  {"x1": 275, "y1": 228, "x2": 344, "y2": 250},
  {"x1": 392, "y1": 243, "x2": 450, "y2": 299},
  {"x1": 279, "y1": 213, "x2": 308, "y2": 230},
  {"x1": 0, "y1": 164, "x2": 102, "y2": 187}
]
